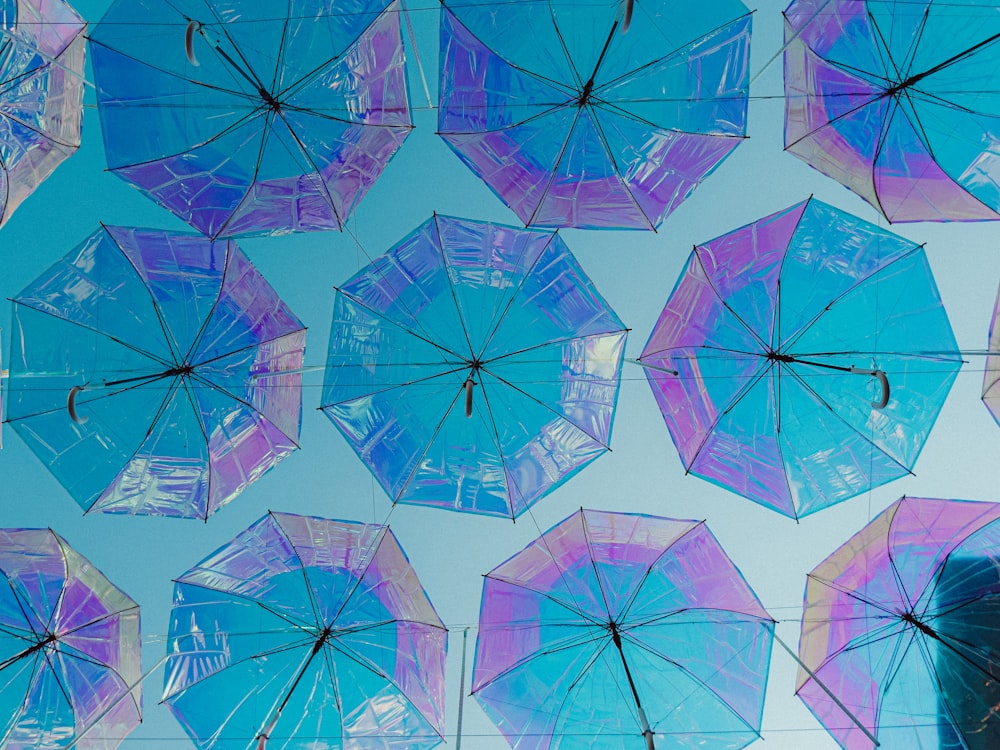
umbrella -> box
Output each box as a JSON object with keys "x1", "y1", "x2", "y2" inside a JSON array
[
  {"x1": 163, "y1": 511, "x2": 447, "y2": 750},
  {"x1": 798, "y1": 496, "x2": 1000, "y2": 749},
  {"x1": 784, "y1": 0, "x2": 1000, "y2": 222},
  {"x1": 982, "y1": 283, "x2": 1000, "y2": 428},
  {"x1": 88, "y1": 0, "x2": 413, "y2": 239},
  {"x1": 321, "y1": 214, "x2": 628, "y2": 519},
  {"x1": 6, "y1": 225, "x2": 305, "y2": 519},
  {"x1": 0, "y1": 527, "x2": 141, "y2": 748},
  {"x1": 473, "y1": 508, "x2": 774, "y2": 749},
  {"x1": 0, "y1": 0, "x2": 85, "y2": 227},
  {"x1": 639, "y1": 198, "x2": 962, "y2": 519},
  {"x1": 437, "y1": 0, "x2": 751, "y2": 229}
]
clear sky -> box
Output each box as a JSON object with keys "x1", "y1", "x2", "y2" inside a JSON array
[{"x1": 3, "y1": 0, "x2": 1000, "y2": 748}]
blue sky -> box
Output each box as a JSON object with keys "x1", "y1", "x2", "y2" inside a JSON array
[{"x1": 3, "y1": 0, "x2": 1000, "y2": 747}]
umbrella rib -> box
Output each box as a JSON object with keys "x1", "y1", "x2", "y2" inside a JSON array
[
  {"x1": 616, "y1": 522, "x2": 703, "y2": 622},
  {"x1": 268, "y1": 512, "x2": 326, "y2": 628},
  {"x1": 483, "y1": 329, "x2": 629, "y2": 368},
  {"x1": 172, "y1": 578, "x2": 317, "y2": 633},
  {"x1": 0, "y1": 73, "x2": 80, "y2": 150},
  {"x1": 190, "y1": 0, "x2": 272, "y2": 96},
  {"x1": 480, "y1": 365, "x2": 611, "y2": 449},
  {"x1": 579, "y1": 512, "x2": 615, "y2": 621},
  {"x1": 391, "y1": 387, "x2": 465, "y2": 504},
  {"x1": 486, "y1": 573, "x2": 605, "y2": 626},
  {"x1": 9, "y1": 299, "x2": 175, "y2": 374},
  {"x1": 334, "y1": 287, "x2": 469, "y2": 364},
  {"x1": 86, "y1": 36, "x2": 255, "y2": 102},
  {"x1": 431, "y1": 214, "x2": 475, "y2": 359},
  {"x1": 475, "y1": 231, "x2": 561, "y2": 361},
  {"x1": 621, "y1": 623, "x2": 766, "y2": 737},
  {"x1": 321, "y1": 364, "x2": 474, "y2": 409},
  {"x1": 212, "y1": 113, "x2": 277, "y2": 238},
  {"x1": 525, "y1": 106, "x2": 584, "y2": 227},
  {"x1": 780, "y1": 245, "x2": 923, "y2": 353}
]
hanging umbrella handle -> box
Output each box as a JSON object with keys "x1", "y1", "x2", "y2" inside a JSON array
[
  {"x1": 185, "y1": 20, "x2": 201, "y2": 66},
  {"x1": 67, "y1": 385, "x2": 89, "y2": 424},
  {"x1": 256, "y1": 713, "x2": 279, "y2": 749},
  {"x1": 621, "y1": 0, "x2": 634, "y2": 33},
  {"x1": 464, "y1": 377, "x2": 475, "y2": 418},
  {"x1": 850, "y1": 367, "x2": 890, "y2": 409}
]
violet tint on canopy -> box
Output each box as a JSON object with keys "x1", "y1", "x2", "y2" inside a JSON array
[
  {"x1": 0, "y1": 0, "x2": 85, "y2": 228},
  {"x1": 438, "y1": 0, "x2": 751, "y2": 229},
  {"x1": 0, "y1": 528, "x2": 141, "y2": 748},
  {"x1": 89, "y1": 0, "x2": 412, "y2": 238},
  {"x1": 785, "y1": 0, "x2": 1000, "y2": 222},
  {"x1": 640, "y1": 198, "x2": 961, "y2": 519},
  {"x1": 163, "y1": 512, "x2": 448, "y2": 750},
  {"x1": 474, "y1": 509, "x2": 774, "y2": 749},
  {"x1": 982, "y1": 285, "x2": 1000, "y2": 430},
  {"x1": 321, "y1": 215, "x2": 628, "y2": 519},
  {"x1": 6, "y1": 226, "x2": 305, "y2": 519},
  {"x1": 799, "y1": 496, "x2": 1000, "y2": 749}
]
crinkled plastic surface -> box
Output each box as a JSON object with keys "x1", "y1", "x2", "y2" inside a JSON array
[
  {"x1": 163, "y1": 512, "x2": 447, "y2": 750},
  {"x1": 640, "y1": 198, "x2": 961, "y2": 518},
  {"x1": 0, "y1": 0, "x2": 85, "y2": 227},
  {"x1": 89, "y1": 0, "x2": 412, "y2": 238},
  {"x1": 473, "y1": 509, "x2": 774, "y2": 749},
  {"x1": 438, "y1": 0, "x2": 751, "y2": 229},
  {"x1": 799, "y1": 496, "x2": 1000, "y2": 749},
  {"x1": 321, "y1": 215, "x2": 627, "y2": 519},
  {"x1": 0, "y1": 527, "x2": 141, "y2": 749},
  {"x1": 7, "y1": 226, "x2": 305, "y2": 519},
  {"x1": 784, "y1": 0, "x2": 1000, "y2": 222}
]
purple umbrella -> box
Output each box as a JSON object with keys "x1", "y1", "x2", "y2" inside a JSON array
[
  {"x1": 0, "y1": 527, "x2": 141, "y2": 748},
  {"x1": 474, "y1": 509, "x2": 774, "y2": 749},
  {"x1": 438, "y1": 0, "x2": 751, "y2": 229},
  {"x1": 0, "y1": 0, "x2": 85, "y2": 228},
  {"x1": 799, "y1": 496, "x2": 1000, "y2": 749}
]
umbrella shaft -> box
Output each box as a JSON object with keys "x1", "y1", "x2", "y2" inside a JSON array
[{"x1": 611, "y1": 627, "x2": 654, "y2": 748}]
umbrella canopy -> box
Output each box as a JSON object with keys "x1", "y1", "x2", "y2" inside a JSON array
[
  {"x1": 798, "y1": 496, "x2": 1000, "y2": 750},
  {"x1": 784, "y1": 0, "x2": 1000, "y2": 222},
  {"x1": 473, "y1": 509, "x2": 774, "y2": 749},
  {"x1": 639, "y1": 198, "x2": 962, "y2": 519},
  {"x1": 88, "y1": 0, "x2": 412, "y2": 239},
  {"x1": 982, "y1": 284, "x2": 1000, "y2": 428},
  {"x1": 321, "y1": 214, "x2": 628, "y2": 519},
  {"x1": 0, "y1": 527, "x2": 141, "y2": 749},
  {"x1": 6, "y1": 225, "x2": 305, "y2": 519},
  {"x1": 0, "y1": 0, "x2": 85, "y2": 228},
  {"x1": 437, "y1": 0, "x2": 751, "y2": 229},
  {"x1": 163, "y1": 511, "x2": 448, "y2": 750}
]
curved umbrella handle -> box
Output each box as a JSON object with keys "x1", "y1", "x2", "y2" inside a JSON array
[
  {"x1": 185, "y1": 20, "x2": 201, "y2": 66},
  {"x1": 67, "y1": 385, "x2": 89, "y2": 425},
  {"x1": 850, "y1": 367, "x2": 890, "y2": 409},
  {"x1": 256, "y1": 713, "x2": 279, "y2": 749}
]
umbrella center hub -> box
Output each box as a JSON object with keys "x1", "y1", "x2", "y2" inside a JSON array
[
  {"x1": 766, "y1": 350, "x2": 794, "y2": 363},
  {"x1": 578, "y1": 78, "x2": 595, "y2": 106},
  {"x1": 901, "y1": 610, "x2": 939, "y2": 639},
  {"x1": 260, "y1": 89, "x2": 281, "y2": 111}
]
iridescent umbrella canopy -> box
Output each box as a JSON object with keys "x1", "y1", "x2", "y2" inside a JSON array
[
  {"x1": 639, "y1": 198, "x2": 962, "y2": 519},
  {"x1": 438, "y1": 0, "x2": 751, "y2": 229},
  {"x1": 88, "y1": 0, "x2": 412, "y2": 238},
  {"x1": 0, "y1": 0, "x2": 85, "y2": 228},
  {"x1": 982, "y1": 284, "x2": 1000, "y2": 428},
  {"x1": 785, "y1": 0, "x2": 1000, "y2": 222},
  {"x1": 163, "y1": 512, "x2": 448, "y2": 750},
  {"x1": 0, "y1": 527, "x2": 141, "y2": 749},
  {"x1": 6, "y1": 226, "x2": 305, "y2": 519},
  {"x1": 473, "y1": 509, "x2": 774, "y2": 749},
  {"x1": 799, "y1": 496, "x2": 1000, "y2": 749},
  {"x1": 321, "y1": 215, "x2": 628, "y2": 519}
]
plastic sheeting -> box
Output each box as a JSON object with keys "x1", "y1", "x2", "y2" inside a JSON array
[
  {"x1": 89, "y1": 0, "x2": 412, "y2": 238},
  {"x1": 640, "y1": 198, "x2": 961, "y2": 518},
  {"x1": 7, "y1": 226, "x2": 305, "y2": 519},
  {"x1": 163, "y1": 512, "x2": 447, "y2": 750},
  {"x1": 785, "y1": 0, "x2": 1000, "y2": 222},
  {"x1": 438, "y1": 0, "x2": 751, "y2": 229},
  {"x1": 474, "y1": 509, "x2": 774, "y2": 749},
  {"x1": 322, "y1": 215, "x2": 627, "y2": 518}
]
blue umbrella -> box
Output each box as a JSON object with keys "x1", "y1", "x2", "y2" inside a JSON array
[{"x1": 321, "y1": 215, "x2": 628, "y2": 518}]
